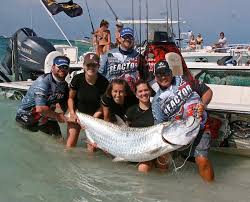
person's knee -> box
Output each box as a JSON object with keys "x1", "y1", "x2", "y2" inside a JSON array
[
  {"x1": 195, "y1": 155, "x2": 214, "y2": 182},
  {"x1": 138, "y1": 161, "x2": 153, "y2": 173},
  {"x1": 66, "y1": 123, "x2": 81, "y2": 147}
]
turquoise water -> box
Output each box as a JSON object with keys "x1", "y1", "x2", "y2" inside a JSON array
[
  {"x1": 0, "y1": 38, "x2": 250, "y2": 201},
  {"x1": 1, "y1": 98, "x2": 250, "y2": 202}
]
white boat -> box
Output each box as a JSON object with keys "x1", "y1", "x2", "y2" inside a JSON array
[
  {"x1": 182, "y1": 44, "x2": 250, "y2": 65},
  {"x1": 184, "y1": 61, "x2": 250, "y2": 154}
]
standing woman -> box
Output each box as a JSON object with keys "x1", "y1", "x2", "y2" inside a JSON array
[
  {"x1": 93, "y1": 19, "x2": 111, "y2": 56},
  {"x1": 188, "y1": 34, "x2": 196, "y2": 50},
  {"x1": 66, "y1": 53, "x2": 109, "y2": 149},
  {"x1": 125, "y1": 80, "x2": 170, "y2": 173}
]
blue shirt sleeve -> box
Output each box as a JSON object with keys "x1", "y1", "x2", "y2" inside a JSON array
[
  {"x1": 98, "y1": 53, "x2": 108, "y2": 77},
  {"x1": 33, "y1": 77, "x2": 50, "y2": 106}
]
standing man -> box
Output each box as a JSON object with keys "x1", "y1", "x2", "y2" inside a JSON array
[
  {"x1": 151, "y1": 60, "x2": 214, "y2": 182},
  {"x1": 114, "y1": 22, "x2": 124, "y2": 47},
  {"x1": 99, "y1": 27, "x2": 149, "y2": 92},
  {"x1": 16, "y1": 55, "x2": 70, "y2": 138}
]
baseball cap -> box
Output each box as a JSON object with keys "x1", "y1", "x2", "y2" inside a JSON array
[
  {"x1": 120, "y1": 27, "x2": 134, "y2": 38},
  {"x1": 83, "y1": 53, "x2": 100, "y2": 66},
  {"x1": 116, "y1": 22, "x2": 124, "y2": 27},
  {"x1": 53, "y1": 56, "x2": 70, "y2": 68},
  {"x1": 154, "y1": 60, "x2": 172, "y2": 75}
]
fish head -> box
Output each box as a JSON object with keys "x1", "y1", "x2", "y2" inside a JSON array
[{"x1": 161, "y1": 116, "x2": 201, "y2": 146}]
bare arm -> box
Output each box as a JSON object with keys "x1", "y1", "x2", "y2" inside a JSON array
[
  {"x1": 197, "y1": 88, "x2": 213, "y2": 117},
  {"x1": 93, "y1": 106, "x2": 103, "y2": 118},
  {"x1": 201, "y1": 88, "x2": 213, "y2": 107},
  {"x1": 107, "y1": 31, "x2": 111, "y2": 45},
  {"x1": 67, "y1": 89, "x2": 78, "y2": 122},
  {"x1": 35, "y1": 106, "x2": 66, "y2": 123},
  {"x1": 102, "y1": 105, "x2": 111, "y2": 122}
]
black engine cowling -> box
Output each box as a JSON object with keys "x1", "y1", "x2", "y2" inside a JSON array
[{"x1": 0, "y1": 28, "x2": 55, "y2": 82}]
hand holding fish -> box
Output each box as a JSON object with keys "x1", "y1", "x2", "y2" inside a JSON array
[
  {"x1": 197, "y1": 102, "x2": 206, "y2": 118},
  {"x1": 68, "y1": 112, "x2": 79, "y2": 123}
]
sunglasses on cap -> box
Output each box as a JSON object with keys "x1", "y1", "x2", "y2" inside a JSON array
[
  {"x1": 56, "y1": 65, "x2": 69, "y2": 70},
  {"x1": 155, "y1": 71, "x2": 172, "y2": 78},
  {"x1": 122, "y1": 35, "x2": 134, "y2": 40}
]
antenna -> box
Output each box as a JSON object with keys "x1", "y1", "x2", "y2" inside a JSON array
[
  {"x1": 30, "y1": 8, "x2": 33, "y2": 30},
  {"x1": 177, "y1": 0, "x2": 181, "y2": 51}
]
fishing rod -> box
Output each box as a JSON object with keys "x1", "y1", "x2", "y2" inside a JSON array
[
  {"x1": 146, "y1": 0, "x2": 149, "y2": 42},
  {"x1": 132, "y1": 0, "x2": 135, "y2": 31},
  {"x1": 166, "y1": 0, "x2": 169, "y2": 35},
  {"x1": 139, "y1": 0, "x2": 142, "y2": 48},
  {"x1": 84, "y1": 0, "x2": 95, "y2": 34},
  {"x1": 169, "y1": 0, "x2": 173, "y2": 37},
  {"x1": 104, "y1": 0, "x2": 119, "y2": 21},
  {"x1": 177, "y1": 0, "x2": 181, "y2": 51}
]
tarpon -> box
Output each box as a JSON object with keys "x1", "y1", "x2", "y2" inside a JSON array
[{"x1": 74, "y1": 111, "x2": 200, "y2": 162}]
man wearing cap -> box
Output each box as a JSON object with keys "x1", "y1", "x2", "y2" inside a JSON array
[
  {"x1": 114, "y1": 22, "x2": 123, "y2": 47},
  {"x1": 15, "y1": 56, "x2": 70, "y2": 137},
  {"x1": 152, "y1": 60, "x2": 214, "y2": 182},
  {"x1": 99, "y1": 27, "x2": 148, "y2": 92},
  {"x1": 66, "y1": 53, "x2": 109, "y2": 149}
]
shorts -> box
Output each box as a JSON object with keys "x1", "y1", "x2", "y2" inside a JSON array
[
  {"x1": 16, "y1": 113, "x2": 62, "y2": 137},
  {"x1": 182, "y1": 129, "x2": 211, "y2": 158}
]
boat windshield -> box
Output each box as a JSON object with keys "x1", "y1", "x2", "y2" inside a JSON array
[{"x1": 196, "y1": 70, "x2": 250, "y2": 87}]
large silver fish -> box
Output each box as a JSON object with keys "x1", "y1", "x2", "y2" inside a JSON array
[{"x1": 75, "y1": 111, "x2": 200, "y2": 162}]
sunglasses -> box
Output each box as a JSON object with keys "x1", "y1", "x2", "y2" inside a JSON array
[
  {"x1": 155, "y1": 72, "x2": 172, "y2": 78},
  {"x1": 122, "y1": 35, "x2": 134, "y2": 40},
  {"x1": 86, "y1": 63, "x2": 99, "y2": 68},
  {"x1": 57, "y1": 65, "x2": 69, "y2": 70}
]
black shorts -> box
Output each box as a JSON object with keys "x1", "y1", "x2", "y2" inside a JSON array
[{"x1": 16, "y1": 114, "x2": 62, "y2": 137}]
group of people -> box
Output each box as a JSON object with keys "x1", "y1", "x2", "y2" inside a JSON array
[
  {"x1": 188, "y1": 33, "x2": 204, "y2": 50},
  {"x1": 93, "y1": 19, "x2": 124, "y2": 56},
  {"x1": 15, "y1": 27, "x2": 214, "y2": 182},
  {"x1": 188, "y1": 31, "x2": 228, "y2": 51}
]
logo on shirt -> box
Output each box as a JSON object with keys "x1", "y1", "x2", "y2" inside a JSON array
[{"x1": 161, "y1": 82, "x2": 193, "y2": 119}]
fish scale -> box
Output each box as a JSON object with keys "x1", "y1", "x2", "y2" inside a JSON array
[{"x1": 75, "y1": 111, "x2": 200, "y2": 162}]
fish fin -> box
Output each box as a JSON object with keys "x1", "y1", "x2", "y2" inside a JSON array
[
  {"x1": 85, "y1": 130, "x2": 95, "y2": 144},
  {"x1": 115, "y1": 115, "x2": 127, "y2": 126},
  {"x1": 145, "y1": 147, "x2": 162, "y2": 155},
  {"x1": 112, "y1": 157, "x2": 126, "y2": 162}
]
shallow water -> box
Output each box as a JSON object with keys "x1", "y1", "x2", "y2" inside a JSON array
[{"x1": 0, "y1": 98, "x2": 250, "y2": 202}]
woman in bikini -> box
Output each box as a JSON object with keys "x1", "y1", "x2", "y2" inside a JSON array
[{"x1": 93, "y1": 19, "x2": 111, "y2": 56}]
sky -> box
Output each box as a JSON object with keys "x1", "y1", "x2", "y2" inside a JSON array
[{"x1": 0, "y1": 0, "x2": 250, "y2": 45}]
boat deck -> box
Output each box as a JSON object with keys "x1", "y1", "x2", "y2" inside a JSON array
[
  {"x1": 0, "y1": 81, "x2": 249, "y2": 115},
  {"x1": 0, "y1": 81, "x2": 33, "y2": 91}
]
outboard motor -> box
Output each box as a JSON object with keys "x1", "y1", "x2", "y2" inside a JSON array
[
  {"x1": 217, "y1": 56, "x2": 237, "y2": 66},
  {"x1": 0, "y1": 28, "x2": 55, "y2": 82}
]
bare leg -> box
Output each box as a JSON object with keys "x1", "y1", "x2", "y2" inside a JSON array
[
  {"x1": 138, "y1": 161, "x2": 153, "y2": 173},
  {"x1": 66, "y1": 122, "x2": 81, "y2": 148},
  {"x1": 155, "y1": 153, "x2": 171, "y2": 171},
  {"x1": 195, "y1": 155, "x2": 214, "y2": 182},
  {"x1": 86, "y1": 142, "x2": 97, "y2": 153}
]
